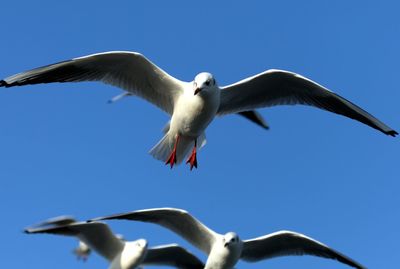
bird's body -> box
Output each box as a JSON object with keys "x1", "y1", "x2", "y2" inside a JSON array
[
  {"x1": 172, "y1": 78, "x2": 219, "y2": 138},
  {"x1": 205, "y1": 234, "x2": 242, "y2": 269},
  {"x1": 1, "y1": 51, "x2": 397, "y2": 169},
  {"x1": 151, "y1": 72, "x2": 220, "y2": 167},
  {"x1": 24, "y1": 219, "x2": 204, "y2": 269},
  {"x1": 91, "y1": 208, "x2": 366, "y2": 269}
]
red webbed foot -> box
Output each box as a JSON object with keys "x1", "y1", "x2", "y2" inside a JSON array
[
  {"x1": 165, "y1": 135, "x2": 180, "y2": 169},
  {"x1": 186, "y1": 140, "x2": 198, "y2": 170}
]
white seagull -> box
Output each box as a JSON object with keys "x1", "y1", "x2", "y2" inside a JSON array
[
  {"x1": 91, "y1": 207, "x2": 366, "y2": 269},
  {"x1": 25, "y1": 219, "x2": 205, "y2": 269},
  {"x1": 1, "y1": 51, "x2": 396, "y2": 169}
]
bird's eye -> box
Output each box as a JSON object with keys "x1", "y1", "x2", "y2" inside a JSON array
[{"x1": 205, "y1": 80, "x2": 210, "y2": 86}]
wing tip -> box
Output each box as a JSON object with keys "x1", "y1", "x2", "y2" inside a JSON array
[
  {"x1": 386, "y1": 130, "x2": 398, "y2": 137},
  {"x1": 340, "y1": 256, "x2": 366, "y2": 269},
  {"x1": 261, "y1": 123, "x2": 270, "y2": 130},
  {"x1": 0, "y1": 80, "x2": 8, "y2": 87},
  {"x1": 24, "y1": 227, "x2": 35, "y2": 234}
]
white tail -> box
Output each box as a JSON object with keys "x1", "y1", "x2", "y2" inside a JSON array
[{"x1": 149, "y1": 132, "x2": 206, "y2": 165}]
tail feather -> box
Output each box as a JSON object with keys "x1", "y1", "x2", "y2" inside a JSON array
[
  {"x1": 149, "y1": 132, "x2": 207, "y2": 165},
  {"x1": 149, "y1": 133, "x2": 173, "y2": 162}
]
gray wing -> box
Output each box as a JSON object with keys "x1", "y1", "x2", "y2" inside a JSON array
[
  {"x1": 241, "y1": 231, "x2": 365, "y2": 269},
  {"x1": 25, "y1": 221, "x2": 124, "y2": 261},
  {"x1": 91, "y1": 207, "x2": 218, "y2": 254},
  {"x1": 218, "y1": 69, "x2": 397, "y2": 136},
  {"x1": 0, "y1": 51, "x2": 186, "y2": 114},
  {"x1": 143, "y1": 244, "x2": 204, "y2": 269}
]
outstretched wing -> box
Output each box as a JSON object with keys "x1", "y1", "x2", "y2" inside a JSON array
[
  {"x1": 90, "y1": 208, "x2": 218, "y2": 254},
  {"x1": 1, "y1": 51, "x2": 186, "y2": 114},
  {"x1": 144, "y1": 244, "x2": 204, "y2": 269},
  {"x1": 25, "y1": 221, "x2": 124, "y2": 261},
  {"x1": 218, "y1": 69, "x2": 397, "y2": 136},
  {"x1": 241, "y1": 230, "x2": 365, "y2": 269}
]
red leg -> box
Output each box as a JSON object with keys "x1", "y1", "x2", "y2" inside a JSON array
[
  {"x1": 186, "y1": 139, "x2": 198, "y2": 170},
  {"x1": 165, "y1": 135, "x2": 180, "y2": 168}
]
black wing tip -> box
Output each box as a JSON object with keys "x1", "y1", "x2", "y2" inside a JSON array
[
  {"x1": 0, "y1": 80, "x2": 18, "y2": 88},
  {"x1": 255, "y1": 121, "x2": 270, "y2": 130},
  {"x1": 237, "y1": 111, "x2": 270, "y2": 131},
  {"x1": 261, "y1": 124, "x2": 270, "y2": 130},
  {"x1": 23, "y1": 228, "x2": 33, "y2": 234},
  {"x1": 0, "y1": 80, "x2": 8, "y2": 87},
  {"x1": 386, "y1": 130, "x2": 398, "y2": 137},
  {"x1": 347, "y1": 259, "x2": 366, "y2": 269}
]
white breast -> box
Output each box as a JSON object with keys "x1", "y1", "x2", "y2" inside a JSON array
[
  {"x1": 205, "y1": 240, "x2": 242, "y2": 269},
  {"x1": 108, "y1": 242, "x2": 146, "y2": 269},
  {"x1": 171, "y1": 86, "x2": 220, "y2": 138}
]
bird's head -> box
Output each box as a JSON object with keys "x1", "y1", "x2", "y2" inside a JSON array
[
  {"x1": 134, "y1": 238, "x2": 148, "y2": 249},
  {"x1": 73, "y1": 241, "x2": 92, "y2": 261},
  {"x1": 193, "y1": 72, "x2": 217, "y2": 95},
  {"x1": 222, "y1": 232, "x2": 241, "y2": 248}
]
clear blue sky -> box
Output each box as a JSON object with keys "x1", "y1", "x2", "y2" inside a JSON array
[{"x1": 1, "y1": 1, "x2": 399, "y2": 269}]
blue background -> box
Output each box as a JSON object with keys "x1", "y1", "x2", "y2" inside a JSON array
[{"x1": 0, "y1": 1, "x2": 399, "y2": 269}]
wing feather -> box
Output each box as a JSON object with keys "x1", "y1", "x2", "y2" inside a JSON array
[
  {"x1": 1, "y1": 51, "x2": 186, "y2": 114},
  {"x1": 90, "y1": 208, "x2": 218, "y2": 254},
  {"x1": 241, "y1": 231, "x2": 365, "y2": 269},
  {"x1": 144, "y1": 244, "x2": 204, "y2": 269}
]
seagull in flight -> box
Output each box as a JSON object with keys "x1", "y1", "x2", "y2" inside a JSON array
[
  {"x1": 25, "y1": 218, "x2": 205, "y2": 269},
  {"x1": 1, "y1": 51, "x2": 396, "y2": 169},
  {"x1": 90, "y1": 207, "x2": 366, "y2": 269}
]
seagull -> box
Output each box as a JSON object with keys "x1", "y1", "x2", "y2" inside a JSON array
[
  {"x1": 25, "y1": 219, "x2": 205, "y2": 269},
  {"x1": 1, "y1": 51, "x2": 396, "y2": 169},
  {"x1": 90, "y1": 207, "x2": 366, "y2": 269}
]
